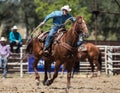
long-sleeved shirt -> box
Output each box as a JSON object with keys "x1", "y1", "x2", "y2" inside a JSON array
[
  {"x1": 0, "y1": 44, "x2": 10, "y2": 58},
  {"x1": 43, "y1": 10, "x2": 76, "y2": 26},
  {"x1": 9, "y1": 31, "x2": 22, "y2": 43}
]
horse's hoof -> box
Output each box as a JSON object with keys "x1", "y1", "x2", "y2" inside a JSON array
[
  {"x1": 35, "y1": 80, "x2": 40, "y2": 86},
  {"x1": 43, "y1": 80, "x2": 47, "y2": 86},
  {"x1": 97, "y1": 71, "x2": 101, "y2": 77},
  {"x1": 65, "y1": 87, "x2": 70, "y2": 93},
  {"x1": 42, "y1": 81, "x2": 45, "y2": 86},
  {"x1": 45, "y1": 80, "x2": 52, "y2": 86}
]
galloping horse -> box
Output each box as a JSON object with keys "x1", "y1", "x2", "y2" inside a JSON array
[{"x1": 26, "y1": 16, "x2": 89, "y2": 88}]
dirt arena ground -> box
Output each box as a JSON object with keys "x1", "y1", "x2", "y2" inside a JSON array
[{"x1": 0, "y1": 73, "x2": 120, "y2": 93}]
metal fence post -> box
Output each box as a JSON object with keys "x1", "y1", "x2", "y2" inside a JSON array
[
  {"x1": 108, "y1": 47, "x2": 113, "y2": 75},
  {"x1": 104, "y1": 46, "x2": 108, "y2": 74}
]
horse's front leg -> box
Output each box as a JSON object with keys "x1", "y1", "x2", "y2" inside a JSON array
[
  {"x1": 67, "y1": 70, "x2": 72, "y2": 89},
  {"x1": 59, "y1": 64, "x2": 66, "y2": 78},
  {"x1": 66, "y1": 63, "x2": 74, "y2": 89},
  {"x1": 33, "y1": 58, "x2": 40, "y2": 86},
  {"x1": 43, "y1": 61, "x2": 51, "y2": 85},
  {"x1": 46, "y1": 60, "x2": 61, "y2": 86}
]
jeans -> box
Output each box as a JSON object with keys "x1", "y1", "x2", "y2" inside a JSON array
[
  {"x1": 44, "y1": 25, "x2": 59, "y2": 49},
  {"x1": 77, "y1": 41, "x2": 83, "y2": 46},
  {"x1": 10, "y1": 41, "x2": 22, "y2": 53},
  {"x1": 77, "y1": 36, "x2": 83, "y2": 46},
  {"x1": 0, "y1": 56, "x2": 7, "y2": 78}
]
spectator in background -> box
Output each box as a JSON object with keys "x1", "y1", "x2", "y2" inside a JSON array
[
  {"x1": 9, "y1": 25, "x2": 22, "y2": 53},
  {"x1": 0, "y1": 37, "x2": 10, "y2": 78}
]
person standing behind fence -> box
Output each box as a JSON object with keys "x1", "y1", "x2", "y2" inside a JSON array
[
  {"x1": 0, "y1": 37, "x2": 10, "y2": 78},
  {"x1": 9, "y1": 25, "x2": 22, "y2": 53}
]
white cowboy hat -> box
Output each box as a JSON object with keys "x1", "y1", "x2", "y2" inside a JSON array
[
  {"x1": 61, "y1": 5, "x2": 71, "y2": 12},
  {"x1": 0, "y1": 37, "x2": 7, "y2": 42},
  {"x1": 12, "y1": 25, "x2": 18, "y2": 30}
]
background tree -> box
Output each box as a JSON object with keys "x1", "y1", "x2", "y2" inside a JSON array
[
  {"x1": 0, "y1": 0, "x2": 119, "y2": 40},
  {"x1": 98, "y1": 0, "x2": 120, "y2": 40},
  {"x1": 0, "y1": 0, "x2": 39, "y2": 39}
]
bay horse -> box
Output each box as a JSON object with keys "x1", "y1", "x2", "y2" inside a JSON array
[
  {"x1": 26, "y1": 16, "x2": 89, "y2": 88},
  {"x1": 60, "y1": 42, "x2": 102, "y2": 78}
]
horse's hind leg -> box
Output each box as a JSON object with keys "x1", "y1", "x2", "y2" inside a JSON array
[
  {"x1": 33, "y1": 57, "x2": 40, "y2": 86},
  {"x1": 95, "y1": 60, "x2": 101, "y2": 76},
  {"x1": 89, "y1": 59, "x2": 95, "y2": 77}
]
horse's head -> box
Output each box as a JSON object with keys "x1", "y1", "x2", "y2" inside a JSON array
[{"x1": 74, "y1": 16, "x2": 89, "y2": 38}]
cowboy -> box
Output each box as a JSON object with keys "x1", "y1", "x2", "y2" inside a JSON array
[
  {"x1": 0, "y1": 37, "x2": 10, "y2": 78},
  {"x1": 9, "y1": 25, "x2": 22, "y2": 53},
  {"x1": 39, "y1": 5, "x2": 76, "y2": 54}
]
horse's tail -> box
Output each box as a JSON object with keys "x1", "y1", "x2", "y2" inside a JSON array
[
  {"x1": 26, "y1": 39, "x2": 33, "y2": 54},
  {"x1": 98, "y1": 51, "x2": 102, "y2": 71}
]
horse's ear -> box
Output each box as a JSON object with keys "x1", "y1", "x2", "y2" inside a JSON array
[{"x1": 77, "y1": 16, "x2": 83, "y2": 23}]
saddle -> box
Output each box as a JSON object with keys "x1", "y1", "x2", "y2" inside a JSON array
[
  {"x1": 38, "y1": 31, "x2": 49, "y2": 42},
  {"x1": 78, "y1": 43, "x2": 87, "y2": 51},
  {"x1": 38, "y1": 28, "x2": 67, "y2": 53}
]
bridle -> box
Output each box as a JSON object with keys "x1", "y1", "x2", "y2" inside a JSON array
[{"x1": 75, "y1": 17, "x2": 88, "y2": 38}]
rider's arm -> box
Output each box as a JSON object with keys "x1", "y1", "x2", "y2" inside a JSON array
[
  {"x1": 69, "y1": 17, "x2": 76, "y2": 22},
  {"x1": 68, "y1": 15, "x2": 76, "y2": 22},
  {"x1": 66, "y1": 14, "x2": 76, "y2": 22},
  {"x1": 9, "y1": 31, "x2": 16, "y2": 43},
  {"x1": 43, "y1": 11, "x2": 62, "y2": 23}
]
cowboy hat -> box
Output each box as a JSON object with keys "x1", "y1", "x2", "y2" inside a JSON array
[
  {"x1": 0, "y1": 37, "x2": 7, "y2": 42},
  {"x1": 61, "y1": 5, "x2": 71, "y2": 12},
  {"x1": 12, "y1": 25, "x2": 18, "y2": 30}
]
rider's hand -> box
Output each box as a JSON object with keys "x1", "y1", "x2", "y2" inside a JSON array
[{"x1": 15, "y1": 40, "x2": 19, "y2": 44}]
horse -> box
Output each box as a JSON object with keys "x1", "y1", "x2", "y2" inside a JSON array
[
  {"x1": 61, "y1": 42, "x2": 102, "y2": 77},
  {"x1": 26, "y1": 16, "x2": 89, "y2": 88},
  {"x1": 77, "y1": 42, "x2": 102, "y2": 76}
]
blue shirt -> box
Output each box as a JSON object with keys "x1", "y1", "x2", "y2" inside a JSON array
[
  {"x1": 43, "y1": 11, "x2": 75, "y2": 26},
  {"x1": 9, "y1": 31, "x2": 22, "y2": 43}
]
